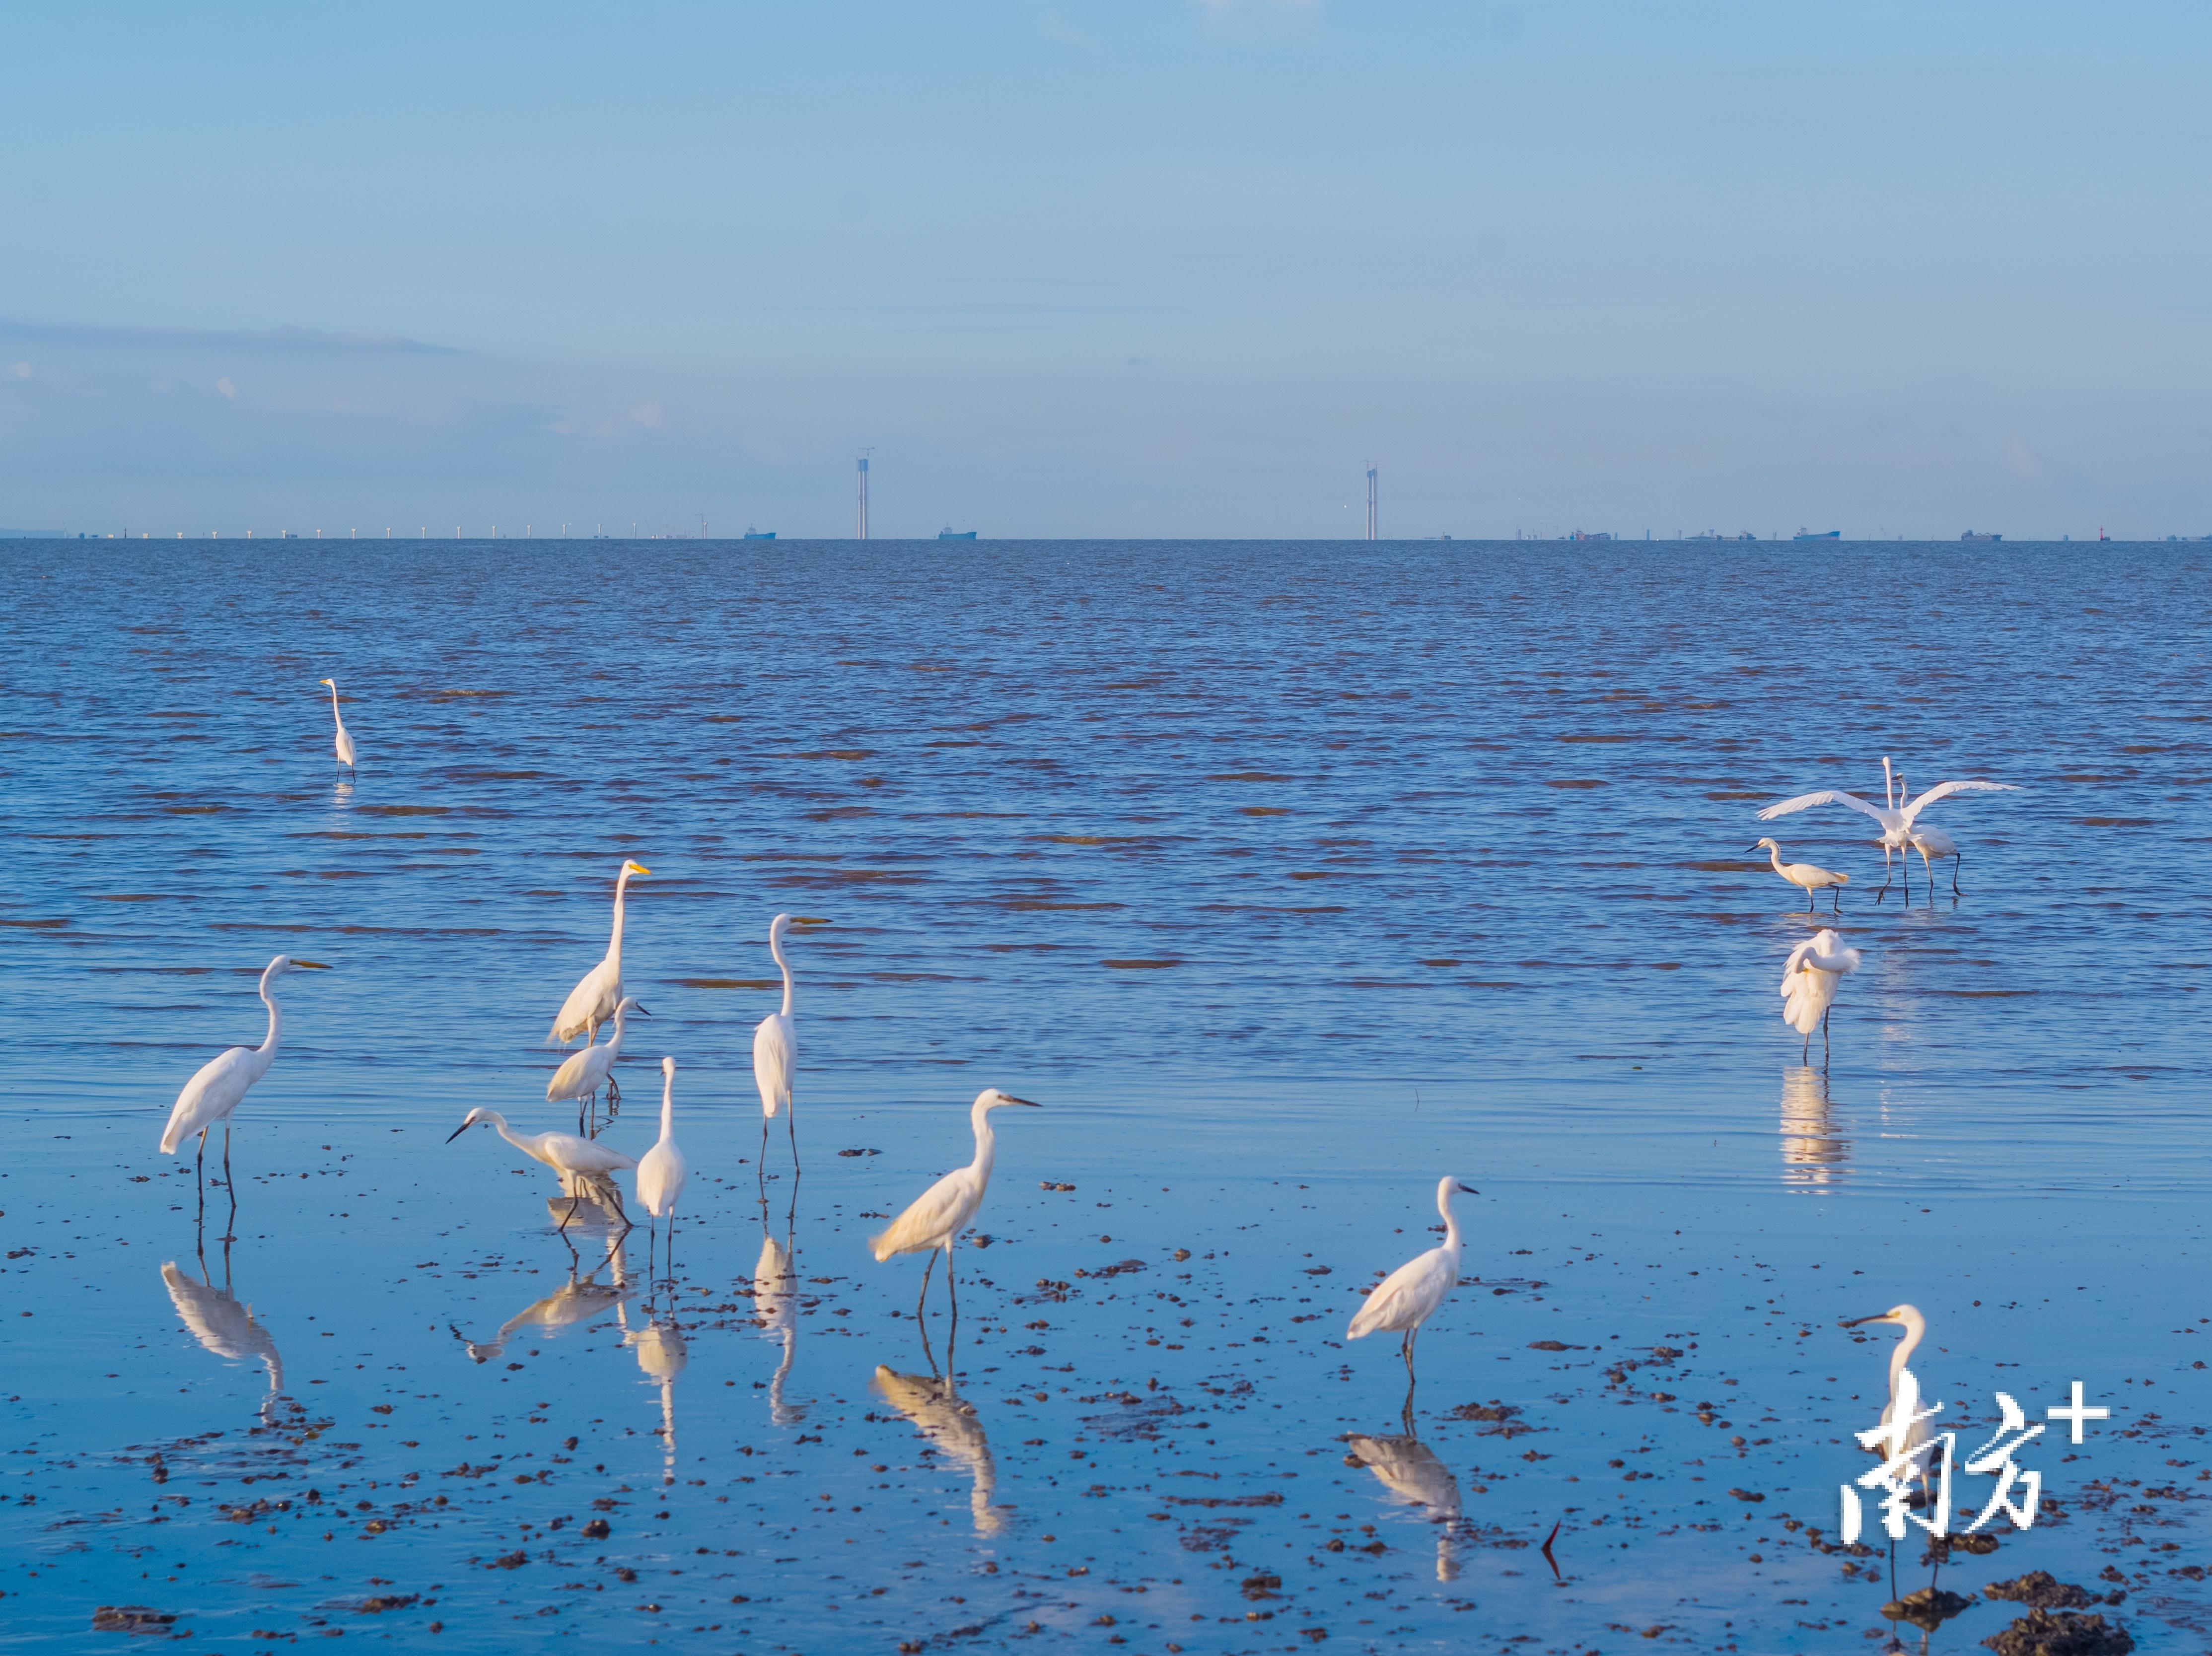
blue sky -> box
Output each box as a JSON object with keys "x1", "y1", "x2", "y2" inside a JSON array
[{"x1": 2, "y1": 2, "x2": 2207, "y2": 537}]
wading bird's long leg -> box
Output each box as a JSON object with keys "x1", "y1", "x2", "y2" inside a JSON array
[
  {"x1": 916, "y1": 1248, "x2": 939, "y2": 1323},
  {"x1": 666, "y1": 1215, "x2": 679, "y2": 1288},
  {"x1": 1875, "y1": 845, "x2": 1891, "y2": 904},
  {"x1": 1831, "y1": 883, "x2": 1842, "y2": 914},
  {"x1": 221, "y1": 1118, "x2": 238, "y2": 1242},
  {"x1": 1951, "y1": 852, "x2": 1964, "y2": 896},
  {"x1": 195, "y1": 1127, "x2": 208, "y2": 1227},
  {"x1": 787, "y1": 1101, "x2": 800, "y2": 1177},
  {"x1": 1804, "y1": 884, "x2": 1814, "y2": 912}
]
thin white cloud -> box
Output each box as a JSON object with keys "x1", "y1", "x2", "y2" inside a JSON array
[
  {"x1": 6, "y1": 361, "x2": 28, "y2": 379},
  {"x1": 216, "y1": 376, "x2": 237, "y2": 401},
  {"x1": 0, "y1": 318, "x2": 456, "y2": 355}
]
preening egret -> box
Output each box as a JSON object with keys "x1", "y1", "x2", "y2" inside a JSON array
[
  {"x1": 1756, "y1": 758, "x2": 2017, "y2": 904},
  {"x1": 871, "y1": 1365, "x2": 1004, "y2": 1534},
  {"x1": 752, "y1": 912, "x2": 799, "y2": 1175},
  {"x1": 1347, "y1": 1176, "x2": 1479, "y2": 1425},
  {"x1": 635, "y1": 1056, "x2": 688, "y2": 1283},
  {"x1": 1346, "y1": 1433, "x2": 1466, "y2": 1581},
  {"x1": 159, "y1": 955, "x2": 330, "y2": 1234},
  {"x1": 1780, "y1": 929, "x2": 1861, "y2": 1060},
  {"x1": 546, "y1": 996, "x2": 647, "y2": 1135},
  {"x1": 870, "y1": 1090, "x2": 1040, "y2": 1326},
  {"x1": 549, "y1": 860, "x2": 649, "y2": 1046},
  {"x1": 445, "y1": 1107, "x2": 636, "y2": 1234},
  {"x1": 1748, "y1": 836, "x2": 1849, "y2": 912},
  {"x1": 318, "y1": 679, "x2": 356, "y2": 776}
]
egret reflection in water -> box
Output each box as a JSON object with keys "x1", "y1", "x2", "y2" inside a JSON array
[
  {"x1": 448, "y1": 1233, "x2": 633, "y2": 1363},
  {"x1": 161, "y1": 1258, "x2": 284, "y2": 1399},
  {"x1": 620, "y1": 1303, "x2": 686, "y2": 1485},
  {"x1": 752, "y1": 1209, "x2": 808, "y2": 1425},
  {"x1": 871, "y1": 1364, "x2": 1005, "y2": 1535},
  {"x1": 1345, "y1": 1433, "x2": 1468, "y2": 1581},
  {"x1": 1779, "y1": 1065, "x2": 1850, "y2": 1188}
]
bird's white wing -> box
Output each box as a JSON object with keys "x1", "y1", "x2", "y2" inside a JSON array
[
  {"x1": 546, "y1": 1043, "x2": 611, "y2": 1103},
  {"x1": 636, "y1": 1140, "x2": 687, "y2": 1217},
  {"x1": 753, "y1": 1014, "x2": 793, "y2": 1116},
  {"x1": 1803, "y1": 948, "x2": 1862, "y2": 976},
  {"x1": 160, "y1": 1047, "x2": 256, "y2": 1153},
  {"x1": 540, "y1": 1131, "x2": 637, "y2": 1176},
  {"x1": 1779, "y1": 939, "x2": 1816, "y2": 992},
  {"x1": 1899, "y1": 778, "x2": 2020, "y2": 826},
  {"x1": 1347, "y1": 1246, "x2": 1452, "y2": 1339},
  {"x1": 871, "y1": 1168, "x2": 976, "y2": 1261},
  {"x1": 549, "y1": 958, "x2": 618, "y2": 1044},
  {"x1": 1756, "y1": 788, "x2": 1888, "y2": 826}
]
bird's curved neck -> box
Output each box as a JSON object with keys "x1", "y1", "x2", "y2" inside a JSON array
[
  {"x1": 1436, "y1": 1186, "x2": 1464, "y2": 1260},
  {"x1": 658, "y1": 1080, "x2": 675, "y2": 1142},
  {"x1": 969, "y1": 1105, "x2": 998, "y2": 1179},
  {"x1": 1766, "y1": 844, "x2": 1787, "y2": 875},
  {"x1": 255, "y1": 973, "x2": 284, "y2": 1064},
  {"x1": 609, "y1": 871, "x2": 632, "y2": 953},
  {"x1": 328, "y1": 683, "x2": 344, "y2": 722},
  {"x1": 770, "y1": 929, "x2": 793, "y2": 1016},
  {"x1": 1887, "y1": 1322, "x2": 1922, "y2": 1397},
  {"x1": 607, "y1": 1003, "x2": 630, "y2": 1052}
]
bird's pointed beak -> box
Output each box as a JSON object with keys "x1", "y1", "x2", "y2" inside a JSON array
[
  {"x1": 1838, "y1": 1313, "x2": 1888, "y2": 1328},
  {"x1": 1458, "y1": 1183, "x2": 1479, "y2": 1194},
  {"x1": 1005, "y1": 1096, "x2": 1041, "y2": 1107},
  {"x1": 291, "y1": 959, "x2": 333, "y2": 970},
  {"x1": 445, "y1": 1121, "x2": 474, "y2": 1144}
]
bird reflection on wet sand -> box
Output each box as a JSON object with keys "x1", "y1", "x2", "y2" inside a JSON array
[
  {"x1": 871, "y1": 1363, "x2": 1005, "y2": 1536},
  {"x1": 448, "y1": 1232, "x2": 633, "y2": 1363},
  {"x1": 160, "y1": 1256, "x2": 284, "y2": 1403},
  {"x1": 1779, "y1": 1064, "x2": 1850, "y2": 1189},
  {"x1": 752, "y1": 1207, "x2": 808, "y2": 1425},
  {"x1": 1344, "y1": 1433, "x2": 1467, "y2": 1580},
  {"x1": 620, "y1": 1300, "x2": 686, "y2": 1486}
]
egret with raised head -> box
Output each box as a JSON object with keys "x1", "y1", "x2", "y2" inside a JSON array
[
  {"x1": 635, "y1": 1056, "x2": 689, "y2": 1283},
  {"x1": 1347, "y1": 1176, "x2": 1479, "y2": 1424},
  {"x1": 1757, "y1": 759, "x2": 2017, "y2": 903},
  {"x1": 546, "y1": 996, "x2": 647, "y2": 1135},
  {"x1": 752, "y1": 912, "x2": 799, "y2": 1175},
  {"x1": 318, "y1": 678, "x2": 356, "y2": 776},
  {"x1": 549, "y1": 859, "x2": 648, "y2": 1046},
  {"x1": 159, "y1": 954, "x2": 330, "y2": 1233},
  {"x1": 871, "y1": 1090, "x2": 1039, "y2": 1327}
]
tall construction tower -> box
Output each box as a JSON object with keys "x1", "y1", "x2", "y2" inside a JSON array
[
  {"x1": 856, "y1": 451, "x2": 871, "y2": 540},
  {"x1": 1365, "y1": 465, "x2": 1378, "y2": 541}
]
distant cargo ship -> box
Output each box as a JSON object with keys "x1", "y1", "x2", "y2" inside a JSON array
[
  {"x1": 1569, "y1": 529, "x2": 1612, "y2": 542},
  {"x1": 1960, "y1": 531, "x2": 2002, "y2": 543},
  {"x1": 1793, "y1": 529, "x2": 1840, "y2": 541},
  {"x1": 1689, "y1": 530, "x2": 1760, "y2": 542},
  {"x1": 938, "y1": 527, "x2": 977, "y2": 540},
  {"x1": 742, "y1": 526, "x2": 775, "y2": 540}
]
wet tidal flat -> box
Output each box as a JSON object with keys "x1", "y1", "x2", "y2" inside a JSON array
[{"x1": 1, "y1": 538, "x2": 2208, "y2": 1653}]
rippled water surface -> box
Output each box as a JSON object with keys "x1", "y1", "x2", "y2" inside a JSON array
[{"x1": 2, "y1": 538, "x2": 2207, "y2": 1654}]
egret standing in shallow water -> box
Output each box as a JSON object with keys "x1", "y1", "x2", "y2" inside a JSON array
[
  {"x1": 1780, "y1": 929, "x2": 1862, "y2": 1061},
  {"x1": 318, "y1": 679, "x2": 356, "y2": 777},
  {"x1": 446, "y1": 1107, "x2": 637, "y2": 1236},
  {"x1": 635, "y1": 1057, "x2": 688, "y2": 1284},
  {"x1": 546, "y1": 996, "x2": 647, "y2": 1135},
  {"x1": 752, "y1": 913, "x2": 799, "y2": 1178},
  {"x1": 871, "y1": 1090, "x2": 1040, "y2": 1330},
  {"x1": 1748, "y1": 836, "x2": 1850, "y2": 912},
  {"x1": 549, "y1": 860, "x2": 649, "y2": 1046},
  {"x1": 1347, "y1": 1176, "x2": 1479, "y2": 1426},
  {"x1": 159, "y1": 955, "x2": 330, "y2": 1235},
  {"x1": 1839, "y1": 1303, "x2": 1940, "y2": 1586}
]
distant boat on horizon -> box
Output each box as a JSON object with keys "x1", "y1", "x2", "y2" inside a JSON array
[
  {"x1": 1688, "y1": 530, "x2": 1760, "y2": 542},
  {"x1": 1569, "y1": 529, "x2": 1612, "y2": 542},
  {"x1": 1960, "y1": 531, "x2": 2002, "y2": 543},
  {"x1": 742, "y1": 525, "x2": 776, "y2": 540},
  {"x1": 937, "y1": 527, "x2": 977, "y2": 540},
  {"x1": 1792, "y1": 528, "x2": 1841, "y2": 540}
]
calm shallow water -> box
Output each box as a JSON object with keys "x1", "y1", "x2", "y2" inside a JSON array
[{"x1": 1, "y1": 538, "x2": 2207, "y2": 1653}]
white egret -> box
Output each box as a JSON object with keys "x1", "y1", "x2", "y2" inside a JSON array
[
  {"x1": 445, "y1": 1107, "x2": 636, "y2": 1234},
  {"x1": 549, "y1": 859, "x2": 649, "y2": 1046},
  {"x1": 870, "y1": 1089, "x2": 1040, "y2": 1323},
  {"x1": 159, "y1": 955, "x2": 331, "y2": 1233},
  {"x1": 1756, "y1": 758, "x2": 2018, "y2": 904},
  {"x1": 1839, "y1": 1304, "x2": 1940, "y2": 1541},
  {"x1": 752, "y1": 912, "x2": 799, "y2": 1174},
  {"x1": 1895, "y1": 772, "x2": 1971, "y2": 899},
  {"x1": 1780, "y1": 928, "x2": 1862, "y2": 1060},
  {"x1": 545, "y1": 996, "x2": 647, "y2": 1135},
  {"x1": 635, "y1": 1056, "x2": 689, "y2": 1283},
  {"x1": 1748, "y1": 836, "x2": 1850, "y2": 912},
  {"x1": 1347, "y1": 1176, "x2": 1479, "y2": 1422},
  {"x1": 318, "y1": 678, "x2": 356, "y2": 776}
]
